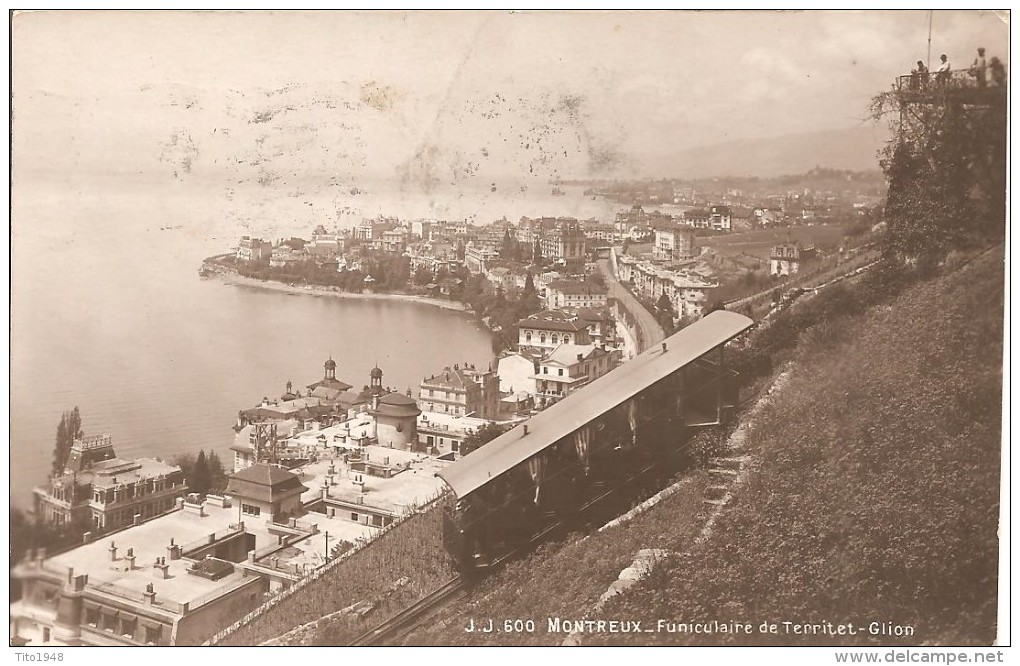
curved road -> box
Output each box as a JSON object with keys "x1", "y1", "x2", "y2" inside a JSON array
[{"x1": 597, "y1": 257, "x2": 664, "y2": 354}]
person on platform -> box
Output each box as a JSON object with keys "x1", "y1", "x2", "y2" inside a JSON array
[
  {"x1": 911, "y1": 60, "x2": 929, "y2": 90},
  {"x1": 970, "y1": 47, "x2": 987, "y2": 88},
  {"x1": 935, "y1": 53, "x2": 951, "y2": 85},
  {"x1": 989, "y1": 56, "x2": 1006, "y2": 87}
]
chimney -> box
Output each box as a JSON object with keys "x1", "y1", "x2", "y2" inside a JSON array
[
  {"x1": 523, "y1": 425, "x2": 529, "y2": 436},
  {"x1": 126, "y1": 548, "x2": 136, "y2": 569},
  {"x1": 109, "y1": 542, "x2": 118, "y2": 561},
  {"x1": 662, "y1": 342, "x2": 668, "y2": 353},
  {"x1": 133, "y1": 514, "x2": 142, "y2": 526},
  {"x1": 143, "y1": 583, "x2": 156, "y2": 605},
  {"x1": 153, "y1": 557, "x2": 170, "y2": 580},
  {"x1": 82, "y1": 531, "x2": 92, "y2": 544},
  {"x1": 67, "y1": 567, "x2": 74, "y2": 585},
  {"x1": 167, "y1": 538, "x2": 182, "y2": 561}
]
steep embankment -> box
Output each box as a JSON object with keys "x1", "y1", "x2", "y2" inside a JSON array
[
  {"x1": 594, "y1": 247, "x2": 1005, "y2": 646},
  {"x1": 406, "y1": 247, "x2": 1003, "y2": 647}
]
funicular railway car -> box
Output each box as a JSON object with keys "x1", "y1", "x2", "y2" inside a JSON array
[{"x1": 438, "y1": 310, "x2": 754, "y2": 571}]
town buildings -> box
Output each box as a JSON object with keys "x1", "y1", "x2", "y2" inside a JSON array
[
  {"x1": 231, "y1": 358, "x2": 425, "y2": 471},
  {"x1": 496, "y1": 351, "x2": 541, "y2": 397},
  {"x1": 464, "y1": 244, "x2": 500, "y2": 274},
  {"x1": 12, "y1": 448, "x2": 448, "y2": 647},
  {"x1": 33, "y1": 435, "x2": 188, "y2": 535},
  {"x1": 770, "y1": 243, "x2": 818, "y2": 276},
  {"x1": 617, "y1": 254, "x2": 717, "y2": 319},
  {"x1": 531, "y1": 343, "x2": 620, "y2": 408},
  {"x1": 518, "y1": 310, "x2": 593, "y2": 353},
  {"x1": 539, "y1": 218, "x2": 587, "y2": 269},
  {"x1": 236, "y1": 236, "x2": 272, "y2": 263},
  {"x1": 544, "y1": 280, "x2": 608, "y2": 309},
  {"x1": 419, "y1": 364, "x2": 500, "y2": 419},
  {"x1": 416, "y1": 412, "x2": 493, "y2": 457},
  {"x1": 653, "y1": 224, "x2": 698, "y2": 262}
]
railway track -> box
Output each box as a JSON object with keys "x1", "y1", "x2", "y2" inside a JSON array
[{"x1": 349, "y1": 577, "x2": 469, "y2": 646}]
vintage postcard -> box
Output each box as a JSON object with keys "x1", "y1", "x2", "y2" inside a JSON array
[{"x1": 8, "y1": 9, "x2": 1009, "y2": 660}]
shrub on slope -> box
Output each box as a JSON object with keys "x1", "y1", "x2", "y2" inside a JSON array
[{"x1": 598, "y1": 247, "x2": 1004, "y2": 646}]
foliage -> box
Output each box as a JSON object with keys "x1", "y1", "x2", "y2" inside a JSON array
[
  {"x1": 174, "y1": 449, "x2": 227, "y2": 495},
  {"x1": 873, "y1": 85, "x2": 1006, "y2": 268},
  {"x1": 51, "y1": 406, "x2": 82, "y2": 476},
  {"x1": 461, "y1": 422, "x2": 513, "y2": 456},
  {"x1": 10, "y1": 507, "x2": 90, "y2": 600},
  {"x1": 592, "y1": 246, "x2": 1004, "y2": 646},
  {"x1": 459, "y1": 273, "x2": 542, "y2": 353},
  {"x1": 654, "y1": 293, "x2": 676, "y2": 333}
]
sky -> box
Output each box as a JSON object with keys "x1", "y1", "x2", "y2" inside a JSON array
[{"x1": 11, "y1": 10, "x2": 1009, "y2": 183}]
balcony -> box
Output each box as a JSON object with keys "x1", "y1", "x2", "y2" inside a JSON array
[{"x1": 894, "y1": 70, "x2": 1006, "y2": 105}]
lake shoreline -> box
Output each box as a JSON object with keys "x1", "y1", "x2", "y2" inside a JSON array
[{"x1": 201, "y1": 258, "x2": 472, "y2": 314}]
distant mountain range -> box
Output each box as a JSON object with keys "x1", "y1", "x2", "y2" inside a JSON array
[{"x1": 641, "y1": 126, "x2": 891, "y2": 179}]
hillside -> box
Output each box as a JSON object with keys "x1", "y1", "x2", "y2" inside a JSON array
[
  {"x1": 406, "y1": 246, "x2": 1004, "y2": 646},
  {"x1": 648, "y1": 125, "x2": 890, "y2": 179}
]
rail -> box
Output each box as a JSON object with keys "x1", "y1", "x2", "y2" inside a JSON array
[
  {"x1": 894, "y1": 70, "x2": 1006, "y2": 103},
  {"x1": 349, "y1": 577, "x2": 468, "y2": 646}
]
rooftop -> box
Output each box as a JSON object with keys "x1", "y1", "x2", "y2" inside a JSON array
[
  {"x1": 519, "y1": 310, "x2": 588, "y2": 333},
  {"x1": 299, "y1": 446, "x2": 449, "y2": 515},
  {"x1": 417, "y1": 412, "x2": 493, "y2": 434},
  {"x1": 44, "y1": 502, "x2": 268, "y2": 610},
  {"x1": 546, "y1": 280, "x2": 608, "y2": 295},
  {"x1": 544, "y1": 343, "x2": 599, "y2": 367},
  {"x1": 421, "y1": 364, "x2": 490, "y2": 390},
  {"x1": 90, "y1": 458, "x2": 182, "y2": 490}
]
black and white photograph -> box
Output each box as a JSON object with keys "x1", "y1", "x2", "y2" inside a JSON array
[{"x1": 7, "y1": 9, "x2": 1010, "y2": 659}]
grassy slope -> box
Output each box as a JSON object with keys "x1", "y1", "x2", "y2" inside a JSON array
[
  {"x1": 406, "y1": 247, "x2": 1003, "y2": 647},
  {"x1": 406, "y1": 471, "x2": 710, "y2": 646},
  {"x1": 596, "y1": 246, "x2": 1004, "y2": 646},
  {"x1": 700, "y1": 223, "x2": 853, "y2": 259}
]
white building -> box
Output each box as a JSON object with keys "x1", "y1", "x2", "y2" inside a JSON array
[
  {"x1": 653, "y1": 225, "x2": 697, "y2": 261},
  {"x1": 531, "y1": 343, "x2": 619, "y2": 408}
]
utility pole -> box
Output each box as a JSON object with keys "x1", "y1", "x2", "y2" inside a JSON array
[{"x1": 927, "y1": 10, "x2": 933, "y2": 72}]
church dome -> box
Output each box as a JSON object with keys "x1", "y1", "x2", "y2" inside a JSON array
[{"x1": 370, "y1": 366, "x2": 383, "y2": 379}]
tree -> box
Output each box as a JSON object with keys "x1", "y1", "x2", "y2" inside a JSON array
[
  {"x1": 207, "y1": 450, "x2": 227, "y2": 493},
  {"x1": 462, "y1": 422, "x2": 513, "y2": 456},
  {"x1": 523, "y1": 271, "x2": 536, "y2": 297},
  {"x1": 413, "y1": 265, "x2": 433, "y2": 286},
  {"x1": 500, "y1": 229, "x2": 517, "y2": 261},
  {"x1": 10, "y1": 506, "x2": 91, "y2": 599},
  {"x1": 190, "y1": 450, "x2": 212, "y2": 496},
  {"x1": 51, "y1": 407, "x2": 82, "y2": 476},
  {"x1": 655, "y1": 293, "x2": 677, "y2": 332},
  {"x1": 533, "y1": 240, "x2": 543, "y2": 265},
  {"x1": 872, "y1": 83, "x2": 1006, "y2": 269}
]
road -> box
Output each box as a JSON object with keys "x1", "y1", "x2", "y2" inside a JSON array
[{"x1": 597, "y1": 258, "x2": 664, "y2": 354}]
